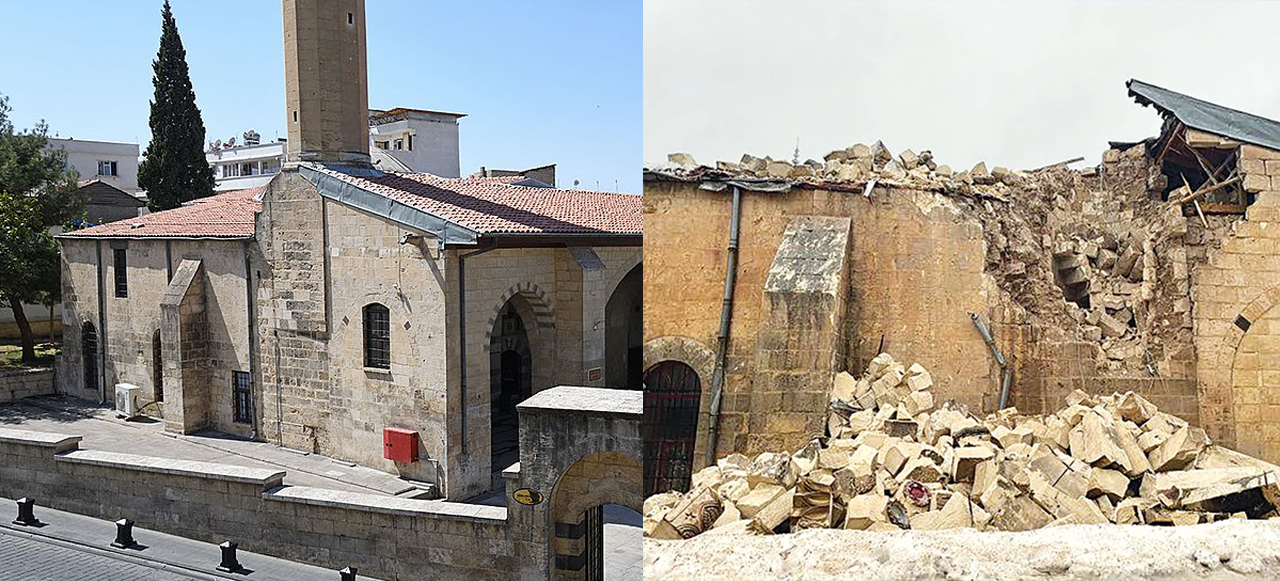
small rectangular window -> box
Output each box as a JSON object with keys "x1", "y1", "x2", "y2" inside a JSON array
[
  {"x1": 364, "y1": 304, "x2": 391, "y2": 368},
  {"x1": 348, "y1": 12, "x2": 354, "y2": 25},
  {"x1": 113, "y1": 248, "x2": 128, "y2": 298},
  {"x1": 393, "y1": 138, "x2": 404, "y2": 151},
  {"x1": 98, "y1": 160, "x2": 117, "y2": 176},
  {"x1": 232, "y1": 371, "x2": 252, "y2": 424},
  {"x1": 407, "y1": 135, "x2": 413, "y2": 151}
]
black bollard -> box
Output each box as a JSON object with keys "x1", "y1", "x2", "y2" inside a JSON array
[
  {"x1": 111, "y1": 518, "x2": 136, "y2": 548},
  {"x1": 216, "y1": 541, "x2": 241, "y2": 572},
  {"x1": 13, "y1": 498, "x2": 40, "y2": 526},
  {"x1": 339, "y1": 566, "x2": 358, "y2": 581}
]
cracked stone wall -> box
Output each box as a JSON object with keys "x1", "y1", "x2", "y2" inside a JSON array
[{"x1": 644, "y1": 136, "x2": 1280, "y2": 466}]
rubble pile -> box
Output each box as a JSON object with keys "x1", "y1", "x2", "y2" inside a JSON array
[
  {"x1": 644, "y1": 353, "x2": 1280, "y2": 540},
  {"x1": 659, "y1": 143, "x2": 1031, "y2": 201}
]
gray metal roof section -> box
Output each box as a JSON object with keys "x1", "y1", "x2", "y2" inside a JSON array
[
  {"x1": 1128, "y1": 79, "x2": 1280, "y2": 151},
  {"x1": 299, "y1": 164, "x2": 481, "y2": 246}
]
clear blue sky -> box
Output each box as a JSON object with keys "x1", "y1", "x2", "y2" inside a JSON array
[{"x1": 1, "y1": 1, "x2": 640, "y2": 193}]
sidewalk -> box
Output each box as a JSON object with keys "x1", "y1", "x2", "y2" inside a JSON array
[
  {"x1": 0, "y1": 496, "x2": 383, "y2": 581},
  {"x1": 0, "y1": 395, "x2": 422, "y2": 496}
]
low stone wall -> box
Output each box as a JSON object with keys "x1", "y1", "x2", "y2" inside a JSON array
[
  {"x1": 0, "y1": 368, "x2": 54, "y2": 403},
  {"x1": 0, "y1": 427, "x2": 533, "y2": 581}
]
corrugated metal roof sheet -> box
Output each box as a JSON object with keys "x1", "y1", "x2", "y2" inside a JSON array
[{"x1": 1128, "y1": 79, "x2": 1280, "y2": 151}]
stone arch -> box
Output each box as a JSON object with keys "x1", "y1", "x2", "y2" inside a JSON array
[
  {"x1": 1216, "y1": 285, "x2": 1280, "y2": 460},
  {"x1": 485, "y1": 282, "x2": 555, "y2": 338},
  {"x1": 604, "y1": 263, "x2": 642, "y2": 388},
  {"x1": 547, "y1": 451, "x2": 642, "y2": 581},
  {"x1": 642, "y1": 336, "x2": 717, "y2": 472}
]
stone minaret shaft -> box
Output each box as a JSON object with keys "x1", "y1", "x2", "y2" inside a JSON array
[{"x1": 282, "y1": 0, "x2": 370, "y2": 165}]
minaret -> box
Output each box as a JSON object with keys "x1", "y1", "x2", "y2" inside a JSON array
[{"x1": 282, "y1": 0, "x2": 370, "y2": 166}]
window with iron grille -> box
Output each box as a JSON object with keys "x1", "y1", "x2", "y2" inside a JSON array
[
  {"x1": 364, "y1": 303, "x2": 391, "y2": 368},
  {"x1": 232, "y1": 371, "x2": 252, "y2": 424},
  {"x1": 113, "y1": 248, "x2": 127, "y2": 298}
]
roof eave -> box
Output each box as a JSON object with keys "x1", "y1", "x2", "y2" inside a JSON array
[{"x1": 300, "y1": 164, "x2": 482, "y2": 246}]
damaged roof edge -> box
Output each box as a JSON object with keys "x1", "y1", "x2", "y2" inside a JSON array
[
  {"x1": 299, "y1": 164, "x2": 481, "y2": 246},
  {"x1": 1128, "y1": 78, "x2": 1280, "y2": 152}
]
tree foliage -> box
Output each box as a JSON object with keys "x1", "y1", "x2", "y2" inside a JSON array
[
  {"x1": 137, "y1": 0, "x2": 214, "y2": 212},
  {"x1": 0, "y1": 95, "x2": 86, "y2": 361}
]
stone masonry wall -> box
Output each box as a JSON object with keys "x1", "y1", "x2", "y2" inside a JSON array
[
  {"x1": 57, "y1": 237, "x2": 253, "y2": 436},
  {"x1": 0, "y1": 369, "x2": 54, "y2": 403},
  {"x1": 1193, "y1": 143, "x2": 1280, "y2": 462},
  {"x1": 0, "y1": 427, "x2": 530, "y2": 581}
]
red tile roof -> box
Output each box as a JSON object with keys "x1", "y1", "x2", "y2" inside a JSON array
[
  {"x1": 316, "y1": 168, "x2": 641, "y2": 236},
  {"x1": 61, "y1": 187, "x2": 263, "y2": 239}
]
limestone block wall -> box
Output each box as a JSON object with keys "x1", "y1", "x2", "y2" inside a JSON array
[
  {"x1": 643, "y1": 181, "x2": 994, "y2": 462},
  {"x1": 58, "y1": 237, "x2": 254, "y2": 436},
  {"x1": 320, "y1": 200, "x2": 450, "y2": 485},
  {"x1": 0, "y1": 427, "x2": 529, "y2": 581},
  {"x1": 1193, "y1": 143, "x2": 1280, "y2": 461},
  {"x1": 0, "y1": 368, "x2": 54, "y2": 403}
]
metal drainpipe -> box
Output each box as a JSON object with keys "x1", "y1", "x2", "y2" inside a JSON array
[
  {"x1": 458, "y1": 244, "x2": 498, "y2": 455},
  {"x1": 244, "y1": 241, "x2": 259, "y2": 441},
  {"x1": 969, "y1": 313, "x2": 1013, "y2": 409},
  {"x1": 705, "y1": 185, "x2": 742, "y2": 467},
  {"x1": 96, "y1": 240, "x2": 107, "y2": 405}
]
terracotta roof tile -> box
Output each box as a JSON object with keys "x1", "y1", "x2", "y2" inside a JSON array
[
  {"x1": 316, "y1": 168, "x2": 641, "y2": 236},
  {"x1": 61, "y1": 187, "x2": 263, "y2": 239}
]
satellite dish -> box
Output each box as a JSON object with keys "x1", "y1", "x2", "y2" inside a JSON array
[
  {"x1": 573, "y1": 179, "x2": 580, "y2": 187},
  {"x1": 227, "y1": 136, "x2": 237, "y2": 147},
  {"x1": 214, "y1": 139, "x2": 223, "y2": 149}
]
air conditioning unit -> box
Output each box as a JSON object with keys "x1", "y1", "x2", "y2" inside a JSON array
[{"x1": 115, "y1": 383, "x2": 142, "y2": 420}]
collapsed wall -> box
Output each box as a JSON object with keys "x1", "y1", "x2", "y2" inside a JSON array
[{"x1": 645, "y1": 123, "x2": 1277, "y2": 467}]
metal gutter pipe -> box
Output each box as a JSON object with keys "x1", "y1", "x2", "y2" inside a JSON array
[
  {"x1": 458, "y1": 244, "x2": 498, "y2": 454},
  {"x1": 244, "y1": 241, "x2": 259, "y2": 441},
  {"x1": 969, "y1": 313, "x2": 1013, "y2": 409},
  {"x1": 705, "y1": 185, "x2": 742, "y2": 467}
]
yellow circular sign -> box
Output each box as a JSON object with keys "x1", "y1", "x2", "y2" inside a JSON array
[{"x1": 513, "y1": 487, "x2": 544, "y2": 506}]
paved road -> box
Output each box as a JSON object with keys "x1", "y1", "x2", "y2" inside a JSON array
[{"x1": 0, "y1": 534, "x2": 200, "y2": 581}]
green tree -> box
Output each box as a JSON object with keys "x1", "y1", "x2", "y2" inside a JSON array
[
  {"x1": 137, "y1": 0, "x2": 214, "y2": 211},
  {"x1": 0, "y1": 96, "x2": 86, "y2": 362}
]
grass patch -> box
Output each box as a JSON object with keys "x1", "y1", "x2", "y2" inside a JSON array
[{"x1": 0, "y1": 344, "x2": 58, "y2": 372}]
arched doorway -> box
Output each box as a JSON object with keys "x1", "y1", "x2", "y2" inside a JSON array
[
  {"x1": 490, "y1": 299, "x2": 534, "y2": 483},
  {"x1": 605, "y1": 265, "x2": 642, "y2": 389},
  {"x1": 82, "y1": 322, "x2": 99, "y2": 397},
  {"x1": 548, "y1": 451, "x2": 642, "y2": 581},
  {"x1": 152, "y1": 330, "x2": 163, "y2": 402},
  {"x1": 642, "y1": 360, "x2": 701, "y2": 496},
  {"x1": 1231, "y1": 303, "x2": 1280, "y2": 462}
]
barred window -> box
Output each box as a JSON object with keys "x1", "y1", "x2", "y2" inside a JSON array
[
  {"x1": 232, "y1": 371, "x2": 252, "y2": 424},
  {"x1": 113, "y1": 248, "x2": 127, "y2": 298},
  {"x1": 364, "y1": 303, "x2": 391, "y2": 369}
]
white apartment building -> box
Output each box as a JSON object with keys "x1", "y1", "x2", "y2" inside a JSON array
[{"x1": 47, "y1": 138, "x2": 141, "y2": 193}]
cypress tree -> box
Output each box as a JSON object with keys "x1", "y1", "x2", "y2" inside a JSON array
[{"x1": 138, "y1": 0, "x2": 215, "y2": 212}]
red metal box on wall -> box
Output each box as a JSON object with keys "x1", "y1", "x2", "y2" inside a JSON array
[{"x1": 383, "y1": 427, "x2": 418, "y2": 463}]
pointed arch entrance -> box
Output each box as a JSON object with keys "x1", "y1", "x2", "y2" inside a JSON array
[{"x1": 642, "y1": 360, "x2": 701, "y2": 496}]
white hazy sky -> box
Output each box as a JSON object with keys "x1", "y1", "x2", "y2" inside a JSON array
[{"x1": 644, "y1": 1, "x2": 1280, "y2": 172}]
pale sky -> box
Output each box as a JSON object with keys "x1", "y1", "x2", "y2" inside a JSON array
[{"x1": 644, "y1": 1, "x2": 1280, "y2": 172}]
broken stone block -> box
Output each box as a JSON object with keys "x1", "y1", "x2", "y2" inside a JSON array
[
  {"x1": 1087, "y1": 468, "x2": 1130, "y2": 501},
  {"x1": 971, "y1": 162, "x2": 994, "y2": 185},
  {"x1": 830, "y1": 371, "x2": 857, "y2": 403},
  {"x1": 878, "y1": 441, "x2": 922, "y2": 477},
  {"x1": 900, "y1": 457, "x2": 945, "y2": 483},
  {"x1": 1097, "y1": 312, "x2": 1129, "y2": 338},
  {"x1": 843, "y1": 493, "x2": 889, "y2": 530},
  {"x1": 667, "y1": 152, "x2": 698, "y2": 169},
  {"x1": 905, "y1": 363, "x2": 933, "y2": 391},
  {"x1": 910, "y1": 493, "x2": 979, "y2": 530},
  {"x1": 899, "y1": 149, "x2": 919, "y2": 170},
  {"x1": 903, "y1": 390, "x2": 934, "y2": 416},
  {"x1": 870, "y1": 141, "x2": 892, "y2": 168},
  {"x1": 736, "y1": 483, "x2": 786, "y2": 520},
  {"x1": 691, "y1": 466, "x2": 724, "y2": 491},
  {"x1": 935, "y1": 164, "x2": 952, "y2": 178},
  {"x1": 1065, "y1": 389, "x2": 1096, "y2": 408},
  {"x1": 664, "y1": 486, "x2": 724, "y2": 538},
  {"x1": 739, "y1": 154, "x2": 767, "y2": 173},
  {"x1": 748, "y1": 453, "x2": 796, "y2": 489},
  {"x1": 950, "y1": 447, "x2": 996, "y2": 483},
  {"x1": 765, "y1": 161, "x2": 793, "y2": 178},
  {"x1": 1148, "y1": 425, "x2": 1209, "y2": 472},
  {"x1": 1115, "y1": 391, "x2": 1158, "y2": 425},
  {"x1": 749, "y1": 486, "x2": 795, "y2": 534},
  {"x1": 1114, "y1": 497, "x2": 1155, "y2": 525},
  {"x1": 1115, "y1": 244, "x2": 1140, "y2": 277}
]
